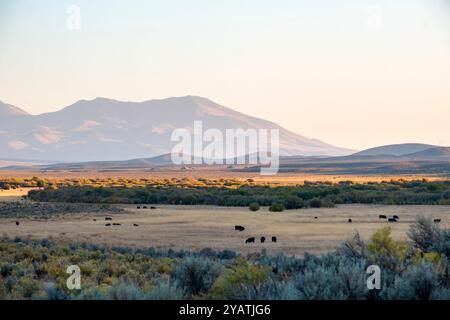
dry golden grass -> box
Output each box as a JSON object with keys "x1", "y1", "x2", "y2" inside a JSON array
[
  {"x1": 0, "y1": 188, "x2": 36, "y2": 201},
  {"x1": 1, "y1": 204, "x2": 449, "y2": 256},
  {"x1": 0, "y1": 169, "x2": 446, "y2": 185}
]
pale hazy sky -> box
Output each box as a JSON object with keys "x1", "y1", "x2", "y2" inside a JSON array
[{"x1": 0, "y1": 0, "x2": 449, "y2": 150}]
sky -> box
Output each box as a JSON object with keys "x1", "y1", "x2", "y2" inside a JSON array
[{"x1": 0, "y1": 0, "x2": 449, "y2": 150}]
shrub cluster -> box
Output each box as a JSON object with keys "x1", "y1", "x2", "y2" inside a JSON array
[
  {"x1": 27, "y1": 180, "x2": 450, "y2": 208},
  {"x1": 2, "y1": 217, "x2": 450, "y2": 300}
]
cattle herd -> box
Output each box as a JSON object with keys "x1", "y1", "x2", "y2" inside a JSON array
[
  {"x1": 101, "y1": 216, "x2": 139, "y2": 227},
  {"x1": 99, "y1": 205, "x2": 158, "y2": 227},
  {"x1": 378, "y1": 214, "x2": 400, "y2": 222},
  {"x1": 12, "y1": 206, "x2": 443, "y2": 241},
  {"x1": 235, "y1": 225, "x2": 278, "y2": 244}
]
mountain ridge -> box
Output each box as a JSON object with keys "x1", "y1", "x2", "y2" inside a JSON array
[
  {"x1": 0, "y1": 96, "x2": 354, "y2": 161},
  {"x1": 353, "y1": 143, "x2": 437, "y2": 157}
]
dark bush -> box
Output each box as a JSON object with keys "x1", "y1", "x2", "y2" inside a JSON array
[
  {"x1": 249, "y1": 202, "x2": 260, "y2": 211},
  {"x1": 171, "y1": 257, "x2": 222, "y2": 296},
  {"x1": 269, "y1": 203, "x2": 284, "y2": 212}
]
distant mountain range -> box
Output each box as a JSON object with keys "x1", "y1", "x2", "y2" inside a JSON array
[
  {"x1": 3, "y1": 143, "x2": 449, "y2": 174},
  {"x1": 353, "y1": 143, "x2": 441, "y2": 157},
  {"x1": 346, "y1": 144, "x2": 450, "y2": 161},
  {"x1": 0, "y1": 96, "x2": 353, "y2": 162}
]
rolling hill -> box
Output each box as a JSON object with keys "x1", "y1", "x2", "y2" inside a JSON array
[{"x1": 353, "y1": 143, "x2": 437, "y2": 157}]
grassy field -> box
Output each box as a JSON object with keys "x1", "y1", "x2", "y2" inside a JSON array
[{"x1": 1, "y1": 203, "x2": 448, "y2": 255}]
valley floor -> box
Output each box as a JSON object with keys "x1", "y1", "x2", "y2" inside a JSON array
[{"x1": 1, "y1": 204, "x2": 448, "y2": 255}]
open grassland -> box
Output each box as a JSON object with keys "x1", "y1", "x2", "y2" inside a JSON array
[{"x1": 0, "y1": 204, "x2": 448, "y2": 255}]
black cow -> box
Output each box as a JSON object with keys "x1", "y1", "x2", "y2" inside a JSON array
[
  {"x1": 272, "y1": 236, "x2": 277, "y2": 243},
  {"x1": 245, "y1": 237, "x2": 255, "y2": 243},
  {"x1": 235, "y1": 225, "x2": 245, "y2": 231},
  {"x1": 379, "y1": 215, "x2": 387, "y2": 219},
  {"x1": 150, "y1": 206, "x2": 156, "y2": 209},
  {"x1": 393, "y1": 215, "x2": 400, "y2": 220},
  {"x1": 105, "y1": 217, "x2": 112, "y2": 221},
  {"x1": 137, "y1": 206, "x2": 141, "y2": 209},
  {"x1": 113, "y1": 223, "x2": 121, "y2": 226},
  {"x1": 260, "y1": 236, "x2": 266, "y2": 243},
  {"x1": 348, "y1": 218, "x2": 352, "y2": 223},
  {"x1": 105, "y1": 223, "x2": 111, "y2": 226},
  {"x1": 143, "y1": 206, "x2": 147, "y2": 209},
  {"x1": 15, "y1": 221, "x2": 20, "y2": 226},
  {"x1": 133, "y1": 223, "x2": 139, "y2": 227},
  {"x1": 388, "y1": 218, "x2": 397, "y2": 222},
  {"x1": 93, "y1": 219, "x2": 97, "y2": 222},
  {"x1": 314, "y1": 216, "x2": 318, "y2": 220},
  {"x1": 434, "y1": 219, "x2": 441, "y2": 223}
]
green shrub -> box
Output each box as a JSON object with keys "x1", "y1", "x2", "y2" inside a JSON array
[
  {"x1": 146, "y1": 279, "x2": 185, "y2": 300},
  {"x1": 107, "y1": 282, "x2": 144, "y2": 300},
  {"x1": 309, "y1": 198, "x2": 322, "y2": 208},
  {"x1": 209, "y1": 261, "x2": 268, "y2": 299},
  {"x1": 283, "y1": 196, "x2": 304, "y2": 209},
  {"x1": 408, "y1": 216, "x2": 443, "y2": 252},
  {"x1": 269, "y1": 203, "x2": 284, "y2": 212},
  {"x1": 171, "y1": 257, "x2": 222, "y2": 296},
  {"x1": 249, "y1": 203, "x2": 260, "y2": 211}
]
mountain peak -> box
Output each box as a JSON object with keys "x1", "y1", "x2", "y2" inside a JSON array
[
  {"x1": 0, "y1": 101, "x2": 30, "y2": 116},
  {"x1": 0, "y1": 96, "x2": 353, "y2": 161}
]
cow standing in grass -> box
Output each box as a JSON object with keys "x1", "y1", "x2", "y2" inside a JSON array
[{"x1": 245, "y1": 237, "x2": 255, "y2": 243}]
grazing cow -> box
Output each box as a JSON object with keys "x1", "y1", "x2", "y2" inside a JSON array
[
  {"x1": 105, "y1": 217, "x2": 112, "y2": 221},
  {"x1": 235, "y1": 225, "x2": 245, "y2": 231},
  {"x1": 137, "y1": 206, "x2": 141, "y2": 209},
  {"x1": 15, "y1": 221, "x2": 20, "y2": 226},
  {"x1": 105, "y1": 223, "x2": 111, "y2": 226},
  {"x1": 434, "y1": 219, "x2": 441, "y2": 223},
  {"x1": 314, "y1": 216, "x2": 318, "y2": 220},
  {"x1": 150, "y1": 206, "x2": 156, "y2": 209},
  {"x1": 348, "y1": 218, "x2": 352, "y2": 223},
  {"x1": 113, "y1": 223, "x2": 121, "y2": 226},
  {"x1": 272, "y1": 236, "x2": 277, "y2": 243},
  {"x1": 388, "y1": 218, "x2": 397, "y2": 222},
  {"x1": 245, "y1": 237, "x2": 255, "y2": 244},
  {"x1": 260, "y1": 236, "x2": 266, "y2": 243},
  {"x1": 133, "y1": 223, "x2": 139, "y2": 227},
  {"x1": 379, "y1": 215, "x2": 387, "y2": 219},
  {"x1": 393, "y1": 215, "x2": 400, "y2": 220},
  {"x1": 143, "y1": 206, "x2": 147, "y2": 209},
  {"x1": 93, "y1": 219, "x2": 97, "y2": 222}
]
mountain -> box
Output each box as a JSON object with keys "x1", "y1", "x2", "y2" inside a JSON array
[
  {"x1": 234, "y1": 144, "x2": 450, "y2": 176},
  {"x1": 0, "y1": 96, "x2": 353, "y2": 161},
  {"x1": 352, "y1": 143, "x2": 437, "y2": 157},
  {"x1": 7, "y1": 145, "x2": 450, "y2": 173},
  {"x1": 406, "y1": 147, "x2": 450, "y2": 160},
  {"x1": 0, "y1": 101, "x2": 30, "y2": 117}
]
